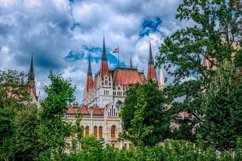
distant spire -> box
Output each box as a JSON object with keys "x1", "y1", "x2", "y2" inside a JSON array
[
  {"x1": 102, "y1": 33, "x2": 107, "y2": 61},
  {"x1": 86, "y1": 53, "x2": 94, "y2": 92},
  {"x1": 27, "y1": 54, "x2": 37, "y2": 98},
  {"x1": 130, "y1": 53, "x2": 133, "y2": 68},
  {"x1": 100, "y1": 34, "x2": 109, "y2": 77},
  {"x1": 88, "y1": 53, "x2": 92, "y2": 76},
  {"x1": 148, "y1": 41, "x2": 154, "y2": 64},
  {"x1": 28, "y1": 53, "x2": 35, "y2": 83},
  {"x1": 147, "y1": 42, "x2": 157, "y2": 80}
]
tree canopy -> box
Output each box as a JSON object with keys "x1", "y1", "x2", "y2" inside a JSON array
[
  {"x1": 121, "y1": 81, "x2": 170, "y2": 146},
  {"x1": 156, "y1": 0, "x2": 242, "y2": 141}
]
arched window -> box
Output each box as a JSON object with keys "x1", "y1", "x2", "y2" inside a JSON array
[
  {"x1": 85, "y1": 126, "x2": 89, "y2": 136},
  {"x1": 94, "y1": 126, "x2": 98, "y2": 137},
  {"x1": 99, "y1": 126, "x2": 103, "y2": 138},
  {"x1": 111, "y1": 125, "x2": 116, "y2": 139}
]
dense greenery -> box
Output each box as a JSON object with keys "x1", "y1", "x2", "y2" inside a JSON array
[
  {"x1": 0, "y1": 0, "x2": 241, "y2": 160},
  {"x1": 120, "y1": 81, "x2": 170, "y2": 146},
  {"x1": 156, "y1": 0, "x2": 242, "y2": 143},
  {"x1": 64, "y1": 137, "x2": 242, "y2": 161},
  {"x1": 201, "y1": 61, "x2": 242, "y2": 150},
  {"x1": 38, "y1": 72, "x2": 75, "y2": 161},
  {"x1": 0, "y1": 70, "x2": 36, "y2": 161},
  {"x1": 0, "y1": 71, "x2": 76, "y2": 161}
]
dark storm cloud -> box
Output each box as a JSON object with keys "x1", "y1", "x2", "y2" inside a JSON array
[{"x1": 0, "y1": 0, "x2": 181, "y2": 102}]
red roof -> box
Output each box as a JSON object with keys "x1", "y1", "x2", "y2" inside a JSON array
[
  {"x1": 147, "y1": 64, "x2": 157, "y2": 80},
  {"x1": 67, "y1": 106, "x2": 76, "y2": 114},
  {"x1": 93, "y1": 105, "x2": 103, "y2": 115},
  {"x1": 80, "y1": 105, "x2": 90, "y2": 115},
  {"x1": 100, "y1": 60, "x2": 109, "y2": 77},
  {"x1": 113, "y1": 69, "x2": 143, "y2": 85}
]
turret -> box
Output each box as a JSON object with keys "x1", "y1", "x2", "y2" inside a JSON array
[{"x1": 147, "y1": 42, "x2": 157, "y2": 80}]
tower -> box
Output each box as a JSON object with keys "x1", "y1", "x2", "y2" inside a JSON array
[
  {"x1": 100, "y1": 35, "x2": 109, "y2": 77},
  {"x1": 83, "y1": 54, "x2": 95, "y2": 106},
  {"x1": 96, "y1": 35, "x2": 113, "y2": 108},
  {"x1": 147, "y1": 42, "x2": 157, "y2": 80},
  {"x1": 27, "y1": 54, "x2": 37, "y2": 99}
]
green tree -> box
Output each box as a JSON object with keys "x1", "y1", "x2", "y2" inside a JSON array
[
  {"x1": 38, "y1": 72, "x2": 75, "y2": 160},
  {"x1": 201, "y1": 60, "x2": 242, "y2": 151},
  {"x1": 14, "y1": 104, "x2": 44, "y2": 161},
  {"x1": 121, "y1": 81, "x2": 169, "y2": 146},
  {"x1": 0, "y1": 70, "x2": 30, "y2": 161},
  {"x1": 156, "y1": 0, "x2": 241, "y2": 140}
]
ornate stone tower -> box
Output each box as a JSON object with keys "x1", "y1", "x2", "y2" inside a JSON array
[
  {"x1": 147, "y1": 41, "x2": 157, "y2": 81},
  {"x1": 83, "y1": 54, "x2": 95, "y2": 106},
  {"x1": 95, "y1": 35, "x2": 113, "y2": 108}
]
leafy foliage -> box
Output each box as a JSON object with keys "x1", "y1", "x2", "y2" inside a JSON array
[
  {"x1": 14, "y1": 104, "x2": 44, "y2": 161},
  {"x1": 0, "y1": 70, "x2": 32, "y2": 161},
  {"x1": 156, "y1": 0, "x2": 242, "y2": 141},
  {"x1": 201, "y1": 61, "x2": 242, "y2": 150},
  {"x1": 38, "y1": 72, "x2": 75, "y2": 160},
  {"x1": 121, "y1": 81, "x2": 170, "y2": 146}
]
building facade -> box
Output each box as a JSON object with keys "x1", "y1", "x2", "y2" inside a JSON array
[{"x1": 65, "y1": 37, "x2": 164, "y2": 148}]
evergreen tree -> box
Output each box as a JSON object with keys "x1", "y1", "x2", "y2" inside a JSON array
[{"x1": 201, "y1": 60, "x2": 242, "y2": 151}]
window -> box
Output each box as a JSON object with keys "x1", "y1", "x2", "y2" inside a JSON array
[
  {"x1": 99, "y1": 126, "x2": 103, "y2": 138},
  {"x1": 111, "y1": 125, "x2": 116, "y2": 139},
  {"x1": 85, "y1": 126, "x2": 89, "y2": 136},
  {"x1": 94, "y1": 126, "x2": 97, "y2": 137}
]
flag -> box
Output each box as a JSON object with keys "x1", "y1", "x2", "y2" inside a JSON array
[{"x1": 112, "y1": 47, "x2": 119, "y2": 53}]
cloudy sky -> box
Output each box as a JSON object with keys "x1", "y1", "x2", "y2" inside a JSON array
[{"x1": 0, "y1": 0, "x2": 181, "y2": 102}]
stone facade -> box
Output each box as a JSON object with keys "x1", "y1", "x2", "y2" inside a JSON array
[{"x1": 65, "y1": 38, "x2": 163, "y2": 148}]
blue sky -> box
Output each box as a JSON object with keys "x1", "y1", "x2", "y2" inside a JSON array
[{"x1": 0, "y1": 0, "x2": 181, "y2": 102}]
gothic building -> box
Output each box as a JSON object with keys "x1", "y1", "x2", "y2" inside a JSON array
[{"x1": 65, "y1": 37, "x2": 164, "y2": 148}]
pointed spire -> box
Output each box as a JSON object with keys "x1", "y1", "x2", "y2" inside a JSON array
[
  {"x1": 102, "y1": 33, "x2": 107, "y2": 61},
  {"x1": 148, "y1": 41, "x2": 154, "y2": 64},
  {"x1": 28, "y1": 53, "x2": 35, "y2": 83},
  {"x1": 27, "y1": 54, "x2": 37, "y2": 98},
  {"x1": 86, "y1": 53, "x2": 94, "y2": 92},
  {"x1": 100, "y1": 34, "x2": 109, "y2": 77},
  {"x1": 88, "y1": 53, "x2": 92, "y2": 76},
  {"x1": 147, "y1": 42, "x2": 157, "y2": 80},
  {"x1": 130, "y1": 53, "x2": 133, "y2": 68}
]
